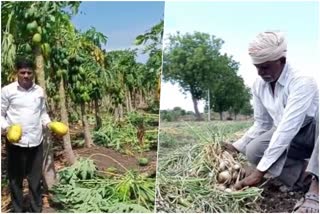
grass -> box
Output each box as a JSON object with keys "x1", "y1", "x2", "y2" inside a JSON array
[{"x1": 156, "y1": 120, "x2": 263, "y2": 213}]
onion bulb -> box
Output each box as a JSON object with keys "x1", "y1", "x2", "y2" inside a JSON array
[
  {"x1": 218, "y1": 161, "x2": 227, "y2": 171},
  {"x1": 218, "y1": 170, "x2": 231, "y2": 183},
  {"x1": 216, "y1": 184, "x2": 226, "y2": 191},
  {"x1": 225, "y1": 188, "x2": 232, "y2": 193},
  {"x1": 233, "y1": 164, "x2": 241, "y2": 170}
]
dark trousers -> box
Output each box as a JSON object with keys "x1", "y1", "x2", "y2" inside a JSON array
[{"x1": 7, "y1": 142, "x2": 43, "y2": 213}]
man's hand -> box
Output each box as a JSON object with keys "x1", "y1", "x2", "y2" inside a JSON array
[
  {"x1": 51, "y1": 133, "x2": 64, "y2": 141},
  {"x1": 234, "y1": 169, "x2": 266, "y2": 190},
  {"x1": 221, "y1": 142, "x2": 239, "y2": 154},
  {"x1": 46, "y1": 123, "x2": 63, "y2": 141}
]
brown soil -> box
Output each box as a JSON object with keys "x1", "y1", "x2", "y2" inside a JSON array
[
  {"x1": 257, "y1": 179, "x2": 304, "y2": 213},
  {"x1": 75, "y1": 145, "x2": 157, "y2": 174}
]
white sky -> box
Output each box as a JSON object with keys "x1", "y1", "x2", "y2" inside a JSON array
[{"x1": 160, "y1": 1, "x2": 320, "y2": 112}]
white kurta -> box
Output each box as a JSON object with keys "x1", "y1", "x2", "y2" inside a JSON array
[
  {"x1": 233, "y1": 63, "x2": 319, "y2": 172},
  {"x1": 1, "y1": 82, "x2": 51, "y2": 147}
]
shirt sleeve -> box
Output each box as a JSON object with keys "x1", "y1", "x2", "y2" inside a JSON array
[
  {"x1": 1, "y1": 87, "x2": 10, "y2": 131},
  {"x1": 257, "y1": 76, "x2": 318, "y2": 172},
  {"x1": 233, "y1": 82, "x2": 273, "y2": 152}
]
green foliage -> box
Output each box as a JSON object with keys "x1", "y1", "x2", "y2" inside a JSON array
[
  {"x1": 163, "y1": 32, "x2": 225, "y2": 101},
  {"x1": 58, "y1": 158, "x2": 96, "y2": 184},
  {"x1": 158, "y1": 132, "x2": 177, "y2": 148},
  {"x1": 160, "y1": 107, "x2": 193, "y2": 122},
  {"x1": 68, "y1": 111, "x2": 80, "y2": 123},
  {"x1": 163, "y1": 31, "x2": 252, "y2": 119},
  {"x1": 1, "y1": 1, "x2": 80, "y2": 85},
  {"x1": 51, "y1": 159, "x2": 155, "y2": 213},
  {"x1": 135, "y1": 20, "x2": 164, "y2": 106},
  {"x1": 93, "y1": 118, "x2": 138, "y2": 151},
  {"x1": 208, "y1": 70, "x2": 252, "y2": 118},
  {"x1": 93, "y1": 112, "x2": 158, "y2": 152}
]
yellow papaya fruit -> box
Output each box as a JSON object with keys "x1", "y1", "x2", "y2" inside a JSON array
[
  {"x1": 49, "y1": 121, "x2": 68, "y2": 136},
  {"x1": 7, "y1": 124, "x2": 22, "y2": 143}
]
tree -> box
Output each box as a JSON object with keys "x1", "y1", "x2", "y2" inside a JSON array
[
  {"x1": 163, "y1": 31, "x2": 225, "y2": 120},
  {"x1": 134, "y1": 20, "x2": 164, "y2": 112}
]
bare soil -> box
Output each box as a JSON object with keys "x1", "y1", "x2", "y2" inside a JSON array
[
  {"x1": 75, "y1": 145, "x2": 157, "y2": 175},
  {"x1": 257, "y1": 180, "x2": 304, "y2": 213}
]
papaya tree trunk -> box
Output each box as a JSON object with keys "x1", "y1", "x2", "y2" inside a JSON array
[
  {"x1": 81, "y1": 102, "x2": 93, "y2": 147},
  {"x1": 48, "y1": 98, "x2": 55, "y2": 119},
  {"x1": 126, "y1": 90, "x2": 133, "y2": 112},
  {"x1": 129, "y1": 91, "x2": 133, "y2": 111},
  {"x1": 34, "y1": 46, "x2": 46, "y2": 96},
  {"x1": 114, "y1": 104, "x2": 124, "y2": 121},
  {"x1": 94, "y1": 98, "x2": 102, "y2": 130},
  {"x1": 132, "y1": 90, "x2": 136, "y2": 109},
  {"x1": 59, "y1": 77, "x2": 76, "y2": 165},
  {"x1": 119, "y1": 104, "x2": 123, "y2": 119},
  {"x1": 139, "y1": 90, "x2": 144, "y2": 106},
  {"x1": 35, "y1": 46, "x2": 56, "y2": 189}
]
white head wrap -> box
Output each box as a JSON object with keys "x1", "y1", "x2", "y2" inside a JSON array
[{"x1": 248, "y1": 31, "x2": 287, "y2": 64}]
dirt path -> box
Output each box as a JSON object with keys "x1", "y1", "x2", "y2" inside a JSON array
[{"x1": 75, "y1": 145, "x2": 157, "y2": 175}]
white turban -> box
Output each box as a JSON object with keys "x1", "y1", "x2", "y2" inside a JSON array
[{"x1": 248, "y1": 31, "x2": 287, "y2": 64}]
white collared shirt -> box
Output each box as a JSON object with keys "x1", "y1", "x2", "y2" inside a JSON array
[
  {"x1": 1, "y1": 81, "x2": 51, "y2": 147},
  {"x1": 233, "y1": 63, "x2": 319, "y2": 172}
]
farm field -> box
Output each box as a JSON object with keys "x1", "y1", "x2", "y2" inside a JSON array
[
  {"x1": 1, "y1": 1, "x2": 163, "y2": 213},
  {"x1": 156, "y1": 120, "x2": 304, "y2": 213}
]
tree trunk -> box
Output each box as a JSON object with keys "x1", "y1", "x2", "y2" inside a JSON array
[
  {"x1": 125, "y1": 91, "x2": 130, "y2": 113},
  {"x1": 59, "y1": 77, "x2": 76, "y2": 165},
  {"x1": 119, "y1": 104, "x2": 123, "y2": 119},
  {"x1": 42, "y1": 131, "x2": 56, "y2": 190},
  {"x1": 139, "y1": 90, "x2": 144, "y2": 107},
  {"x1": 34, "y1": 46, "x2": 46, "y2": 97},
  {"x1": 132, "y1": 90, "x2": 137, "y2": 109},
  {"x1": 191, "y1": 95, "x2": 202, "y2": 121},
  {"x1": 48, "y1": 98, "x2": 55, "y2": 119},
  {"x1": 128, "y1": 91, "x2": 133, "y2": 111},
  {"x1": 219, "y1": 112, "x2": 223, "y2": 120},
  {"x1": 94, "y1": 98, "x2": 102, "y2": 130},
  {"x1": 34, "y1": 46, "x2": 57, "y2": 189},
  {"x1": 81, "y1": 103, "x2": 93, "y2": 148},
  {"x1": 137, "y1": 124, "x2": 145, "y2": 147}
]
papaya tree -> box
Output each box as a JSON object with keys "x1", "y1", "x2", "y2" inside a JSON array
[
  {"x1": 82, "y1": 27, "x2": 108, "y2": 130},
  {"x1": 105, "y1": 49, "x2": 138, "y2": 119},
  {"x1": 66, "y1": 30, "x2": 107, "y2": 147},
  {"x1": 135, "y1": 20, "x2": 164, "y2": 107}
]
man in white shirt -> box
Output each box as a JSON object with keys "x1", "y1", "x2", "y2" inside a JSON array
[
  {"x1": 224, "y1": 31, "x2": 319, "y2": 197},
  {"x1": 1, "y1": 58, "x2": 51, "y2": 212}
]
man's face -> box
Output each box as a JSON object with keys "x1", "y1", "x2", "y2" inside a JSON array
[
  {"x1": 17, "y1": 68, "x2": 34, "y2": 89},
  {"x1": 254, "y1": 59, "x2": 283, "y2": 83}
]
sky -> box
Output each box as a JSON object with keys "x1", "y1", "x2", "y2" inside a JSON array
[
  {"x1": 160, "y1": 1, "x2": 319, "y2": 112},
  {"x1": 71, "y1": 1, "x2": 164, "y2": 63}
]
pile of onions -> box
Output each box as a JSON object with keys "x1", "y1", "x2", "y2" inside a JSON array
[{"x1": 214, "y1": 151, "x2": 245, "y2": 192}]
